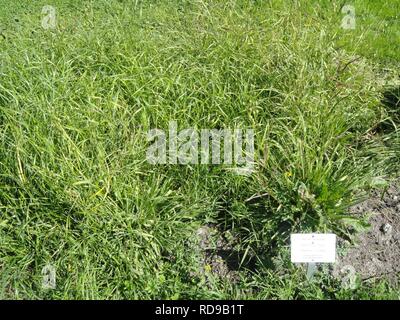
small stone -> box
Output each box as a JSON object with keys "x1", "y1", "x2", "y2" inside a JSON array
[
  {"x1": 381, "y1": 223, "x2": 393, "y2": 235},
  {"x1": 197, "y1": 226, "x2": 212, "y2": 249}
]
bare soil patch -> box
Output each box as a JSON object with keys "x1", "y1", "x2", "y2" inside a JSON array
[{"x1": 334, "y1": 181, "x2": 400, "y2": 284}]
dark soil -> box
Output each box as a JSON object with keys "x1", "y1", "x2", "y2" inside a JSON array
[
  {"x1": 333, "y1": 181, "x2": 400, "y2": 284},
  {"x1": 195, "y1": 225, "x2": 240, "y2": 282}
]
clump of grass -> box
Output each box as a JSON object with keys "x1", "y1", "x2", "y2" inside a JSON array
[{"x1": 0, "y1": 0, "x2": 398, "y2": 299}]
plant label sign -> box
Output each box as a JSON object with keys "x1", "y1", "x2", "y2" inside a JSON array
[{"x1": 290, "y1": 233, "x2": 336, "y2": 263}]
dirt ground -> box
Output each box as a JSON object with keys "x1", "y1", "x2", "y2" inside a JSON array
[
  {"x1": 195, "y1": 225, "x2": 242, "y2": 282},
  {"x1": 333, "y1": 181, "x2": 400, "y2": 284}
]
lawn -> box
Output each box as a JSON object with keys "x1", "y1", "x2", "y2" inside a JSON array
[{"x1": 0, "y1": 0, "x2": 399, "y2": 299}]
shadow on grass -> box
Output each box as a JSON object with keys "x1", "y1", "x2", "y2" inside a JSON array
[{"x1": 377, "y1": 86, "x2": 400, "y2": 134}]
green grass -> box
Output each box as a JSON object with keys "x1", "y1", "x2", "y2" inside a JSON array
[{"x1": 0, "y1": 0, "x2": 399, "y2": 299}]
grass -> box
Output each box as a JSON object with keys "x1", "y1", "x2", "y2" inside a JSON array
[{"x1": 0, "y1": 0, "x2": 399, "y2": 299}]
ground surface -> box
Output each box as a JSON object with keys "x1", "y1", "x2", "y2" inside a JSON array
[
  {"x1": 334, "y1": 181, "x2": 400, "y2": 284},
  {"x1": 0, "y1": 0, "x2": 399, "y2": 299},
  {"x1": 196, "y1": 180, "x2": 400, "y2": 289}
]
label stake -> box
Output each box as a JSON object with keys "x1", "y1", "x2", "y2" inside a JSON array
[{"x1": 306, "y1": 263, "x2": 317, "y2": 280}]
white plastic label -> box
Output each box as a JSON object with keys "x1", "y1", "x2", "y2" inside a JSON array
[{"x1": 291, "y1": 233, "x2": 336, "y2": 263}]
